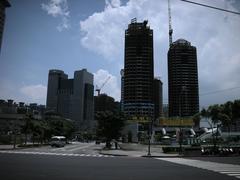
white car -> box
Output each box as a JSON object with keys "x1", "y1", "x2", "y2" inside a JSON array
[{"x1": 50, "y1": 136, "x2": 66, "y2": 147}]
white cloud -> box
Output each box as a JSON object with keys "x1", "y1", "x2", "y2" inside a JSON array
[
  {"x1": 94, "y1": 69, "x2": 120, "y2": 101},
  {"x1": 80, "y1": 0, "x2": 240, "y2": 106},
  {"x1": 20, "y1": 84, "x2": 47, "y2": 104},
  {"x1": 105, "y1": 0, "x2": 121, "y2": 9},
  {"x1": 41, "y1": 0, "x2": 70, "y2": 31}
]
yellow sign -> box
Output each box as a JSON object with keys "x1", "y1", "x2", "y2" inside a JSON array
[{"x1": 159, "y1": 118, "x2": 194, "y2": 126}]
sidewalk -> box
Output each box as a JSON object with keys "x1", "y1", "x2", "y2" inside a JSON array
[
  {"x1": 0, "y1": 143, "x2": 48, "y2": 150},
  {"x1": 0, "y1": 144, "x2": 17, "y2": 150},
  {"x1": 100, "y1": 143, "x2": 180, "y2": 158}
]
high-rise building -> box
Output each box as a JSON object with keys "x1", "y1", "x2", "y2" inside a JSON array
[
  {"x1": 153, "y1": 78, "x2": 163, "y2": 119},
  {"x1": 0, "y1": 0, "x2": 10, "y2": 53},
  {"x1": 46, "y1": 69, "x2": 94, "y2": 131},
  {"x1": 123, "y1": 19, "x2": 154, "y2": 121},
  {"x1": 168, "y1": 39, "x2": 199, "y2": 117}
]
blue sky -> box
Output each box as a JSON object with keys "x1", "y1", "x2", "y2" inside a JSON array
[{"x1": 0, "y1": 0, "x2": 240, "y2": 108}]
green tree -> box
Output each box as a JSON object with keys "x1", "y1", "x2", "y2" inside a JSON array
[
  {"x1": 208, "y1": 104, "x2": 222, "y2": 124},
  {"x1": 192, "y1": 113, "x2": 201, "y2": 127},
  {"x1": 47, "y1": 118, "x2": 75, "y2": 139},
  {"x1": 31, "y1": 120, "x2": 40, "y2": 144},
  {"x1": 218, "y1": 113, "x2": 231, "y2": 133},
  {"x1": 232, "y1": 100, "x2": 240, "y2": 120},
  {"x1": 21, "y1": 114, "x2": 33, "y2": 145},
  {"x1": 95, "y1": 111, "x2": 125, "y2": 148}
]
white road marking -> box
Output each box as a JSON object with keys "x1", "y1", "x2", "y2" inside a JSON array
[
  {"x1": 67, "y1": 144, "x2": 95, "y2": 152},
  {"x1": 156, "y1": 158, "x2": 240, "y2": 179},
  {"x1": 0, "y1": 150, "x2": 113, "y2": 158}
]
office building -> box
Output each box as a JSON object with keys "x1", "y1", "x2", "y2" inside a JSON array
[
  {"x1": 0, "y1": 0, "x2": 10, "y2": 53},
  {"x1": 46, "y1": 69, "x2": 94, "y2": 131},
  {"x1": 123, "y1": 19, "x2": 154, "y2": 121},
  {"x1": 168, "y1": 39, "x2": 199, "y2": 117}
]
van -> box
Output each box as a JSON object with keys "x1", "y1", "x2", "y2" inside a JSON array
[{"x1": 50, "y1": 136, "x2": 66, "y2": 147}]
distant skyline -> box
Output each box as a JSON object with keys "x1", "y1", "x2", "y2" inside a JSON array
[{"x1": 0, "y1": 0, "x2": 240, "y2": 108}]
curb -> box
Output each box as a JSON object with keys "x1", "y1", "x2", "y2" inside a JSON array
[
  {"x1": 99, "y1": 152, "x2": 128, "y2": 157},
  {"x1": 142, "y1": 155, "x2": 180, "y2": 158}
]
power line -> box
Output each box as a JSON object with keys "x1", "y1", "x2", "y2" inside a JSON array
[
  {"x1": 180, "y1": 0, "x2": 240, "y2": 15},
  {"x1": 162, "y1": 87, "x2": 240, "y2": 102},
  {"x1": 200, "y1": 86, "x2": 240, "y2": 96}
]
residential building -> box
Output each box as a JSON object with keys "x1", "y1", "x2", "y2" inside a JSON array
[
  {"x1": 168, "y1": 39, "x2": 199, "y2": 117},
  {"x1": 46, "y1": 69, "x2": 94, "y2": 131}
]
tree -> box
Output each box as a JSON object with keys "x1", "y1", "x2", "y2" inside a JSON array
[
  {"x1": 21, "y1": 114, "x2": 33, "y2": 145},
  {"x1": 200, "y1": 108, "x2": 211, "y2": 123},
  {"x1": 232, "y1": 100, "x2": 240, "y2": 120},
  {"x1": 192, "y1": 113, "x2": 201, "y2": 127},
  {"x1": 218, "y1": 113, "x2": 231, "y2": 133},
  {"x1": 208, "y1": 104, "x2": 222, "y2": 124},
  {"x1": 48, "y1": 118, "x2": 74, "y2": 139},
  {"x1": 95, "y1": 111, "x2": 125, "y2": 148}
]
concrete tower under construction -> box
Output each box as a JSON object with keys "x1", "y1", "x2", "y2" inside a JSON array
[
  {"x1": 168, "y1": 39, "x2": 199, "y2": 117},
  {"x1": 123, "y1": 19, "x2": 154, "y2": 121}
]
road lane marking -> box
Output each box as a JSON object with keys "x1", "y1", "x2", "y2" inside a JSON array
[
  {"x1": 156, "y1": 158, "x2": 240, "y2": 179},
  {"x1": 67, "y1": 144, "x2": 95, "y2": 152},
  {"x1": 0, "y1": 150, "x2": 113, "y2": 158}
]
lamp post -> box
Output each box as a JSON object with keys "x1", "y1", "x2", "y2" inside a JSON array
[
  {"x1": 178, "y1": 86, "x2": 186, "y2": 155},
  {"x1": 147, "y1": 126, "x2": 151, "y2": 156},
  {"x1": 147, "y1": 109, "x2": 153, "y2": 156}
]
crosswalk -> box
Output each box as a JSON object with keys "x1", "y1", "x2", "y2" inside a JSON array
[
  {"x1": 0, "y1": 150, "x2": 114, "y2": 158},
  {"x1": 156, "y1": 157, "x2": 240, "y2": 179}
]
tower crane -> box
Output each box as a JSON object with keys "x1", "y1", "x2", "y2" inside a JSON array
[
  {"x1": 168, "y1": 0, "x2": 173, "y2": 47},
  {"x1": 95, "y1": 76, "x2": 111, "y2": 96}
]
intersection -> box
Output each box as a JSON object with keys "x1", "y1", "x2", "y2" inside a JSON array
[{"x1": 0, "y1": 142, "x2": 240, "y2": 180}]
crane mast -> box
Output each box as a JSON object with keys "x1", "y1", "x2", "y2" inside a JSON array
[{"x1": 168, "y1": 0, "x2": 173, "y2": 46}]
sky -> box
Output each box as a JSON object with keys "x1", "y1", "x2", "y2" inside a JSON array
[{"x1": 0, "y1": 0, "x2": 240, "y2": 109}]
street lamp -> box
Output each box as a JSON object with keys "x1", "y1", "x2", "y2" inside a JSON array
[
  {"x1": 147, "y1": 108, "x2": 153, "y2": 156},
  {"x1": 178, "y1": 86, "x2": 186, "y2": 155}
]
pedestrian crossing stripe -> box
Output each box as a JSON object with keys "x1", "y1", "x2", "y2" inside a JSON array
[
  {"x1": 0, "y1": 150, "x2": 114, "y2": 158},
  {"x1": 156, "y1": 158, "x2": 240, "y2": 179}
]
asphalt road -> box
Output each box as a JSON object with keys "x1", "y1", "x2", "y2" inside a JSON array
[
  {"x1": 19, "y1": 142, "x2": 104, "y2": 155},
  {"x1": 187, "y1": 156, "x2": 240, "y2": 165},
  {"x1": 0, "y1": 153, "x2": 237, "y2": 180}
]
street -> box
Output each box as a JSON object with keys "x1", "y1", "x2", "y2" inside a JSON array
[
  {"x1": 0, "y1": 142, "x2": 239, "y2": 180},
  {"x1": 8, "y1": 142, "x2": 106, "y2": 156}
]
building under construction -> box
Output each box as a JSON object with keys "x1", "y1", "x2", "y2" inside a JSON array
[{"x1": 168, "y1": 39, "x2": 199, "y2": 117}]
